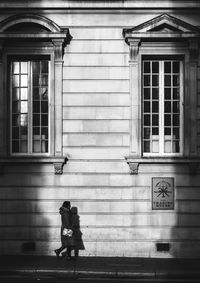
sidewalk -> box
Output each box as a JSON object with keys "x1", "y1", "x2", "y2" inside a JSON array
[{"x1": 0, "y1": 255, "x2": 200, "y2": 280}]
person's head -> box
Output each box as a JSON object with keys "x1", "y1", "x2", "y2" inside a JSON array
[{"x1": 62, "y1": 201, "x2": 71, "y2": 209}]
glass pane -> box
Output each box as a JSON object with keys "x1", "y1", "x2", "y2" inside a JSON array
[
  {"x1": 41, "y1": 114, "x2": 48, "y2": 126},
  {"x1": 21, "y1": 75, "x2": 28, "y2": 87},
  {"x1": 165, "y1": 115, "x2": 171, "y2": 126},
  {"x1": 42, "y1": 61, "x2": 48, "y2": 73},
  {"x1": 40, "y1": 88, "x2": 48, "y2": 100},
  {"x1": 12, "y1": 141, "x2": 19, "y2": 153},
  {"x1": 165, "y1": 75, "x2": 171, "y2": 86},
  {"x1": 152, "y1": 88, "x2": 159, "y2": 99},
  {"x1": 164, "y1": 88, "x2": 171, "y2": 100},
  {"x1": 173, "y1": 62, "x2": 179, "y2": 73},
  {"x1": 21, "y1": 88, "x2": 28, "y2": 100},
  {"x1": 144, "y1": 61, "x2": 150, "y2": 73},
  {"x1": 173, "y1": 75, "x2": 179, "y2": 86},
  {"x1": 164, "y1": 140, "x2": 171, "y2": 153},
  {"x1": 12, "y1": 75, "x2": 19, "y2": 87},
  {"x1": 144, "y1": 115, "x2": 150, "y2": 126},
  {"x1": 41, "y1": 127, "x2": 48, "y2": 138},
  {"x1": 21, "y1": 62, "x2": 28, "y2": 73},
  {"x1": 164, "y1": 61, "x2": 171, "y2": 73},
  {"x1": 33, "y1": 140, "x2": 41, "y2": 153},
  {"x1": 152, "y1": 101, "x2": 158, "y2": 113},
  {"x1": 12, "y1": 127, "x2": 19, "y2": 139},
  {"x1": 12, "y1": 114, "x2": 19, "y2": 126},
  {"x1": 164, "y1": 102, "x2": 171, "y2": 113},
  {"x1": 173, "y1": 102, "x2": 179, "y2": 113},
  {"x1": 21, "y1": 126, "x2": 28, "y2": 135},
  {"x1": 41, "y1": 101, "x2": 48, "y2": 113},
  {"x1": 21, "y1": 140, "x2": 28, "y2": 153},
  {"x1": 144, "y1": 88, "x2": 150, "y2": 99},
  {"x1": 20, "y1": 114, "x2": 28, "y2": 126},
  {"x1": 152, "y1": 127, "x2": 159, "y2": 135},
  {"x1": 152, "y1": 62, "x2": 159, "y2": 73},
  {"x1": 165, "y1": 127, "x2": 171, "y2": 135},
  {"x1": 42, "y1": 141, "x2": 48, "y2": 153},
  {"x1": 12, "y1": 62, "x2": 20, "y2": 74},
  {"x1": 152, "y1": 75, "x2": 159, "y2": 86},
  {"x1": 173, "y1": 114, "x2": 179, "y2": 126},
  {"x1": 33, "y1": 114, "x2": 40, "y2": 126},
  {"x1": 33, "y1": 75, "x2": 39, "y2": 86},
  {"x1": 144, "y1": 141, "x2": 150, "y2": 152},
  {"x1": 20, "y1": 101, "x2": 28, "y2": 113},
  {"x1": 152, "y1": 115, "x2": 159, "y2": 126},
  {"x1": 33, "y1": 101, "x2": 40, "y2": 113},
  {"x1": 33, "y1": 127, "x2": 40, "y2": 135},
  {"x1": 32, "y1": 61, "x2": 40, "y2": 74},
  {"x1": 144, "y1": 127, "x2": 150, "y2": 139},
  {"x1": 173, "y1": 88, "x2": 179, "y2": 99},
  {"x1": 33, "y1": 88, "x2": 40, "y2": 100},
  {"x1": 173, "y1": 141, "x2": 180, "y2": 153},
  {"x1": 40, "y1": 75, "x2": 48, "y2": 86},
  {"x1": 152, "y1": 140, "x2": 159, "y2": 153},
  {"x1": 12, "y1": 88, "x2": 20, "y2": 100},
  {"x1": 173, "y1": 127, "x2": 179, "y2": 139},
  {"x1": 12, "y1": 101, "x2": 20, "y2": 113},
  {"x1": 144, "y1": 75, "x2": 150, "y2": 86},
  {"x1": 144, "y1": 101, "x2": 150, "y2": 112}
]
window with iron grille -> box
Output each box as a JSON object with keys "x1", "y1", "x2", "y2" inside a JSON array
[
  {"x1": 142, "y1": 59, "x2": 183, "y2": 156},
  {"x1": 10, "y1": 59, "x2": 49, "y2": 154}
]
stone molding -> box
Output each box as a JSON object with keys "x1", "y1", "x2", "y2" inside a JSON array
[{"x1": 0, "y1": 157, "x2": 67, "y2": 175}]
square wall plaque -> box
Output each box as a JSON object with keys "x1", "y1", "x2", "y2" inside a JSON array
[{"x1": 152, "y1": 177, "x2": 174, "y2": 210}]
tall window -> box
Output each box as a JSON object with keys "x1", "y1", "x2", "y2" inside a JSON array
[
  {"x1": 142, "y1": 59, "x2": 183, "y2": 155},
  {"x1": 10, "y1": 59, "x2": 49, "y2": 154}
]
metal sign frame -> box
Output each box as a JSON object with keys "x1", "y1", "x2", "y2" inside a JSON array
[{"x1": 152, "y1": 177, "x2": 174, "y2": 210}]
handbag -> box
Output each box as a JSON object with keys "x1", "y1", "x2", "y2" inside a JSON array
[{"x1": 62, "y1": 228, "x2": 73, "y2": 237}]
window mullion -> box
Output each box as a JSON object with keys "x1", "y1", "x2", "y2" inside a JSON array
[
  {"x1": 159, "y1": 61, "x2": 164, "y2": 154},
  {"x1": 28, "y1": 61, "x2": 32, "y2": 154}
]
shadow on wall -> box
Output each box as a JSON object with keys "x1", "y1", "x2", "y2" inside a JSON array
[
  {"x1": 71, "y1": 206, "x2": 85, "y2": 257},
  {"x1": 0, "y1": 164, "x2": 50, "y2": 256},
  {"x1": 169, "y1": 165, "x2": 200, "y2": 258}
]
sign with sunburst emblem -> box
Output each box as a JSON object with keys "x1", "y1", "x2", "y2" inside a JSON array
[{"x1": 152, "y1": 177, "x2": 174, "y2": 210}]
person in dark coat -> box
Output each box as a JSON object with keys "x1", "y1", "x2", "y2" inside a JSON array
[{"x1": 54, "y1": 201, "x2": 75, "y2": 260}]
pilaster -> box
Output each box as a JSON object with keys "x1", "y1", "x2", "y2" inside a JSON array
[{"x1": 188, "y1": 39, "x2": 199, "y2": 156}]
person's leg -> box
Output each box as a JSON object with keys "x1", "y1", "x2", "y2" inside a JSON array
[
  {"x1": 54, "y1": 246, "x2": 65, "y2": 257},
  {"x1": 66, "y1": 247, "x2": 72, "y2": 259}
]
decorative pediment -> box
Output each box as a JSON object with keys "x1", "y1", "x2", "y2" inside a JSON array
[{"x1": 123, "y1": 14, "x2": 200, "y2": 43}]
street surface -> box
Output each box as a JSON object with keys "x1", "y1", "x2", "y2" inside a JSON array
[{"x1": 0, "y1": 276, "x2": 200, "y2": 283}]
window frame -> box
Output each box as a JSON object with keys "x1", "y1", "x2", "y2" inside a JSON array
[
  {"x1": 141, "y1": 57, "x2": 184, "y2": 157},
  {"x1": 9, "y1": 57, "x2": 51, "y2": 156}
]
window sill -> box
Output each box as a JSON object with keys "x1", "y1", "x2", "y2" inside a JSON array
[
  {"x1": 125, "y1": 156, "x2": 200, "y2": 174},
  {"x1": 0, "y1": 156, "x2": 67, "y2": 174}
]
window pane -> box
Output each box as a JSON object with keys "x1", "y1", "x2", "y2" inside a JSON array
[
  {"x1": 165, "y1": 115, "x2": 171, "y2": 126},
  {"x1": 144, "y1": 115, "x2": 150, "y2": 126},
  {"x1": 173, "y1": 75, "x2": 179, "y2": 86},
  {"x1": 12, "y1": 75, "x2": 19, "y2": 87},
  {"x1": 21, "y1": 88, "x2": 28, "y2": 100},
  {"x1": 152, "y1": 115, "x2": 159, "y2": 126},
  {"x1": 164, "y1": 102, "x2": 171, "y2": 113},
  {"x1": 152, "y1": 140, "x2": 159, "y2": 153},
  {"x1": 33, "y1": 101, "x2": 40, "y2": 113},
  {"x1": 41, "y1": 101, "x2": 48, "y2": 113},
  {"x1": 12, "y1": 62, "x2": 20, "y2": 74},
  {"x1": 144, "y1": 127, "x2": 150, "y2": 139},
  {"x1": 21, "y1": 62, "x2": 28, "y2": 73},
  {"x1": 152, "y1": 101, "x2": 158, "y2": 113},
  {"x1": 21, "y1": 75, "x2": 28, "y2": 87},
  {"x1": 152, "y1": 127, "x2": 159, "y2": 135},
  {"x1": 173, "y1": 61, "x2": 179, "y2": 73},
  {"x1": 21, "y1": 101, "x2": 28, "y2": 113},
  {"x1": 144, "y1": 141, "x2": 150, "y2": 152},
  {"x1": 32, "y1": 61, "x2": 40, "y2": 73},
  {"x1": 40, "y1": 88, "x2": 48, "y2": 100},
  {"x1": 165, "y1": 75, "x2": 171, "y2": 86},
  {"x1": 144, "y1": 88, "x2": 150, "y2": 99},
  {"x1": 152, "y1": 88, "x2": 159, "y2": 99},
  {"x1": 144, "y1": 101, "x2": 150, "y2": 112},
  {"x1": 152, "y1": 75, "x2": 159, "y2": 86},
  {"x1": 164, "y1": 140, "x2": 171, "y2": 153},
  {"x1": 144, "y1": 61, "x2": 150, "y2": 73},
  {"x1": 152, "y1": 62, "x2": 159, "y2": 73},
  {"x1": 144, "y1": 75, "x2": 150, "y2": 86},
  {"x1": 173, "y1": 114, "x2": 179, "y2": 126},
  {"x1": 12, "y1": 141, "x2": 19, "y2": 153},
  {"x1": 41, "y1": 114, "x2": 48, "y2": 126},
  {"x1": 33, "y1": 127, "x2": 40, "y2": 135},
  {"x1": 41, "y1": 61, "x2": 48, "y2": 73},
  {"x1": 12, "y1": 127, "x2": 19, "y2": 139},
  {"x1": 33, "y1": 114, "x2": 40, "y2": 126},
  {"x1": 173, "y1": 88, "x2": 179, "y2": 99},
  {"x1": 164, "y1": 61, "x2": 171, "y2": 73},
  {"x1": 12, "y1": 101, "x2": 20, "y2": 113},
  {"x1": 164, "y1": 88, "x2": 171, "y2": 100}
]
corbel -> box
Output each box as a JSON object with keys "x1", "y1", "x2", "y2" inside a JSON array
[
  {"x1": 52, "y1": 38, "x2": 65, "y2": 62},
  {"x1": 54, "y1": 162, "x2": 64, "y2": 174},
  {"x1": 129, "y1": 39, "x2": 141, "y2": 62},
  {"x1": 125, "y1": 157, "x2": 139, "y2": 175}
]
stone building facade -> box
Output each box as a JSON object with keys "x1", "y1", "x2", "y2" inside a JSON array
[{"x1": 0, "y1": 0, "x2": 200, "y2": 257}]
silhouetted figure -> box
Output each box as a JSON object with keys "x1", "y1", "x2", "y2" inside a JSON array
[
  {"x1": 71, "y1": 206, "x2": 85, "y2": 258},
  {"x1": 54, "y1": 201, "x2": 75, "y2": 260}
]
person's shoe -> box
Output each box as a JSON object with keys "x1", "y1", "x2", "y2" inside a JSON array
[
  {"x1": 61, "y1": 251, "x2": 67, "y2": 258},
  {"x1": 54, "y1": 249, "x2": 60, "y2": 258}
]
